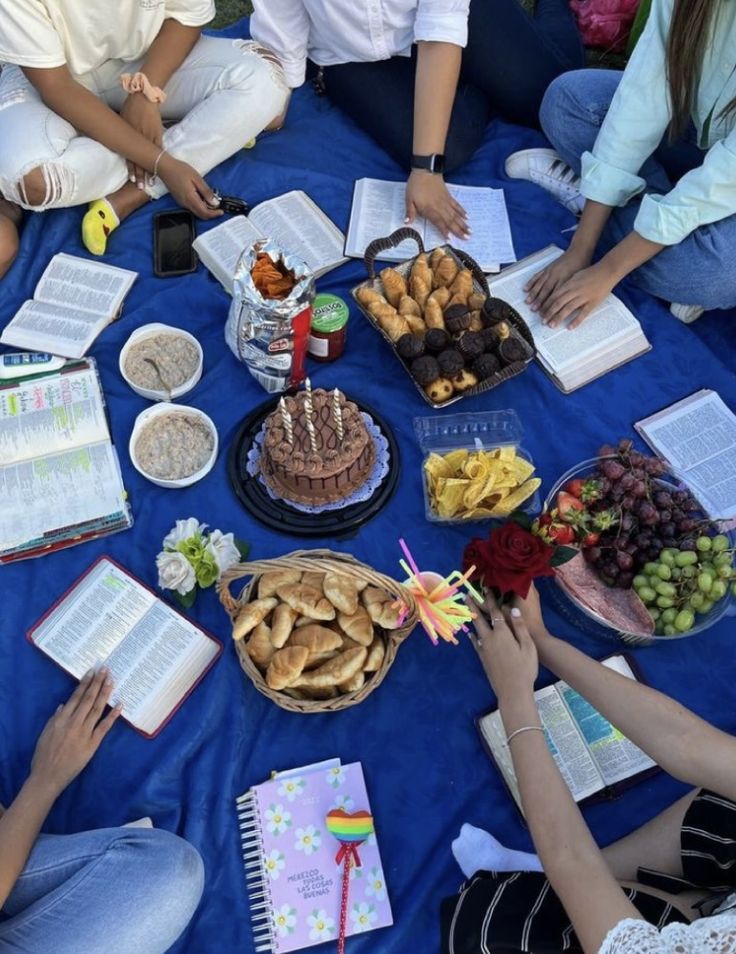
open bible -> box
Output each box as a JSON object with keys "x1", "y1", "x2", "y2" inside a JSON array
[
  {"x1": 488, "y1": 246, "x2": 650, "y2": 392},
  {"x1": 192, "y1": 190, "x2": 347, "y2": 293},
  {"x1": 0, "y1": 254, "x2": 137, "y2": 359},
  {"x1": 478, "y1": 655, "x2": 657, "y2": 814},
  {"x1": 28, "y1": 557, "x2": 222, "y2": 737}
]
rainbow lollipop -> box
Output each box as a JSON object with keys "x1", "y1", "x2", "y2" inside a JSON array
[{"x1": 325, "y1": 809, "x2": 375, "y2": 953}]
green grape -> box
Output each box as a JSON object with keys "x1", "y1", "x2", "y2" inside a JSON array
[
  {"x1": 661, "y1": 607, "x2": 677, "y2": 624},
  {"x1": 710, "y1": 580, "x2": 728, "y2": 600},
  {"x1": 660, "y1": 549, "x2": 676, "y2": 567},
  {"x1": 674, "y1": 551, "x2": 698, "y2": 567},
  {"x1": 655, "y1": 621, "x2": 665, "y2": 636},
  {"x1": 714, "y1": 552, "x2": 733, "y2": 569},
  {"x1": 663, "y1": 624, "x2": 677, "y2": 636},
  {"x1": 698, "y1": 572, "x2": 714, "y2": 593},
  {"x1": 656, "y1": 596, "x2": 675, "y2": 609},
  {"x1": 644, "y1": 562, "x2": 661, "y2": 575},
  {"x1": 674, "y1": 609, "x2": 695, "y2": 632},
  {"x1": 690, "y1": 591, "x2": 706, "y2": 610},
  {"x1": 638, "y1": 586, "x2": 657, "y2": 603},
  {"x1": 699, "y1": 599, "x2": 715, "y2": 614},
  {"x1": 648, "y1": 607, "x2": 660, "y2": 622},
  {"x1": 633, "y1": 574, "x2": 649, "y2": 590},
  {"x1": 656, "y1": 564, "x2": 672, "y2": 580},
  {"x1": 656, "y1": 581, "x2": 676, "y2": 597},
  {"x1": 649, "y1": 575, "x2": 662, "y2": 590},
  {"x1": 717, "y1": 563, "x2": 733, "y2": 579},
  {"x1": 671, "y1": 567, "x2": 682, "y2": 581},
  {"x1": 712, "y1": 534, "x2": 730, "y2": 553},
  {"x1": 681, "y1": 565, "x2": 697, "y2": 579},
  {"x1": 696, "y1": 536, "x2": 712, "y2": 552}
]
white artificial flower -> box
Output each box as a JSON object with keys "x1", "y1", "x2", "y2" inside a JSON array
[
  {"x1": 350, "y1": 902, "x2": 377, "y2": 932},
  {"x1": 294, "y1": 825, "x2": 321, "y2": 856},
  {"x1": 278, "y1": 777, "x2": 305, "y2": 802},
  {"x1": 307, "y1": 910, "x2": 335, "y2": 941},
  {"x1": 205, "y1": 529, "x2": 241, "y2": 575},
  {"x1": 264, "y1": 849, "x2": 285, "y2": 881},
  {"x1": 156, "y1": 550, "x2": 196, "y2": 595},
  {"x1": 333, "y1": 793, "x2": 354, "y2": 812},
  {"x1": 365, "y1": 867, "x2": 387, "y2": 901},
  {"x1": 162, "y1": 517, "x2": 205, "y2": 551},
  {"x1": 326, "y1": 765, "x2": 346, "y2": 788},
  {"x1": 273, "y1": 904, "x2": 296, "y2": 937},
  {"x1": 265, "y1": 803, "x2": 292, "y2": 836}
]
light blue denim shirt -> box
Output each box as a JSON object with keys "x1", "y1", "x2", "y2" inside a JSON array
[{"x1": 580, "y1": 0, "x2": 736, "y2": 245}]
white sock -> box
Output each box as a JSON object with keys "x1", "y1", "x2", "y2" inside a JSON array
[
  {"x1": 122, "y1": 816, "x2": 154, "y2": 829},
  {"x1": 452, "y1": 823, "x2": 543, "y2": 877}
]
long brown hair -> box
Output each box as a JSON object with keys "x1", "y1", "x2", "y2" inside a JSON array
[{"x1": 666, "y1": 0, "x2": 736, "y2": 138}]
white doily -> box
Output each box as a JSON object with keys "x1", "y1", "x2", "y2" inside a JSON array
[{"x1": 246, "y1": 412, "x2": 391, "y2": 514}]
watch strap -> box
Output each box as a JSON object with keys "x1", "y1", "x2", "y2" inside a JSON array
[{"x1": 411, "y1": 153, "x2": 446, "y2": 174}]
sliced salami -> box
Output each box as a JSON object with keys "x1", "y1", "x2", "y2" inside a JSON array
[{"x1": 555, "y1": 553, "x2": 654, "y2": 635}]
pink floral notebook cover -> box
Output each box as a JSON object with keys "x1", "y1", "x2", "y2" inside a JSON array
[{"x1": 236, "y1": 760, "x2": 393, "y2": 952}]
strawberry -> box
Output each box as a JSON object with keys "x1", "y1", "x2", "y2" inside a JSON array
[
  {"x1": 592, "y1": 509, "x2": 619, "y2": 532},
  {"x1": 564, "y1": 479, "x2": 585, "y2": 499},
  {"x1": 565, "y1": 478, "x2": 602, "y2": 502},
  {"x1": 549, "y1": 524, "x2": 575, "y2": 545},
  {"x1": 581, "y1": 531, "x2": 600, "y2": 547},
  {"x1": 556, "y1": 491, "x2": 585, "y2": 522}
]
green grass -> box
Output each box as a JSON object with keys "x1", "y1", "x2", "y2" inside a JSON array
[{"x1": 213, "y1": 1, "x2": 251, "y2": 29}]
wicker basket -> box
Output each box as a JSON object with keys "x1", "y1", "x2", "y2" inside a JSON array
[
  {"x1": 351, "y1": 227, "x2": 536, "y2": 408},
  {"x1": 216, "y1": 549, "x2": 419, "y2": 713}
]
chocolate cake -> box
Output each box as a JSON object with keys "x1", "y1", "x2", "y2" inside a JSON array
[{"x1": 260, "y1": 388, "x2": 375, "y2": 505}]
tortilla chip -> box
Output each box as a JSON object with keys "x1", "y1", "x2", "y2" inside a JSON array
[{"x1": 492, "y1": 478, "x2": 542, "y2": 516}]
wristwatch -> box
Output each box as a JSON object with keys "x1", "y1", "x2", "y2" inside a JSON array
[{"x1": 411, "y1": 153, "x2": 446, "y2": 175}]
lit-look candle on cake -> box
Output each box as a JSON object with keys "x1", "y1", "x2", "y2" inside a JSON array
[
  {"x1": 278, "y1": 397, "x2": 294, "y2": 445},
  {"x1": 332, "y1": 388, "x2": 344, "y2": 441}
]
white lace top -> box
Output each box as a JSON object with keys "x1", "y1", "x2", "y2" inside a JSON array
[{"x1": 600, "y1": 913, "x2": 736, "y2": 952}]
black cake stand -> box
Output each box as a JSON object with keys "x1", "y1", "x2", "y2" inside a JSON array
[{"x1": 227, "y1": 395, "x2": 401, "y2": 539}]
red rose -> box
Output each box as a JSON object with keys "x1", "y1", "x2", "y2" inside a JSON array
[
  {"x1": 462, "y1": 536, "x2": 494, "y2": 582},
  {"x1": 466, "y1": 523, "x2": 556, "y2": 598}
]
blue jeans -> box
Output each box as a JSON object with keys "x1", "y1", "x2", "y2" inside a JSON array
[
  {"x1": 0, "y1": 828, "x2": 204, "y2": 953},
  {"x1": 320, "y1": 0, "x2": 584, "y2": 171},
  {"x1": 540, "y1": 69, "x2": 736, "y2": 309}
]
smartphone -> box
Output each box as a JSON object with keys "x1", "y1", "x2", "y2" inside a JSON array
[{"x1": 153, "y1": 210, "x2": 197, "y2": 277}]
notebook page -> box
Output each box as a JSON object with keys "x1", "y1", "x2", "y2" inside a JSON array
[
  {"x1": 249, "y1": 191, "x2": 347, "y2": 276},
  {"x1": 0, "y1": 365, "x2": 109, "y2": 466},
  {"x1": 35, "y1": 253, "x2": 137, "y2": 317},
  {"x1": 252, "y1": 761, "x2": 392, "y2": 952},
  {"x1": 31, "y1": 559, "x2": 153, "y2": 677},
  {"x1": 0, "y1": 442, "x2": 128, "y2": 552},
  {"x1": 0, "y1": 301, "x2": 109, "y2": 360},
  {"x1": 559, "y1": 656, "x2": 656, "y2": 788},
  {"x1": 193, "y1": 216, "x2": 263, "y2": 294},
  {"x1": 424, "y1": 184, "x2": 516, "y2": 270}
]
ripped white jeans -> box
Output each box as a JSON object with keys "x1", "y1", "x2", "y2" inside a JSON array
[{"x1": 0, "y1": 36, "x2": 288, "y2": 211}]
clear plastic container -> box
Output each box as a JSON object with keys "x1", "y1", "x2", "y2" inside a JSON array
[{"x1": 413, "y1": 409, "x2": 540, "y2": 523}]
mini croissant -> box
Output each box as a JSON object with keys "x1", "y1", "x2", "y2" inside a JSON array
[
  {"x1": 276, "y1": 583, "x2": 336, "y2": 621},
  {"x1": 293, "y1": 647, "x2": 367, "y2": 690},
  {"x1": 379, "y1": 267, "x2": 408, "y2": 308},
  {"x1": 266, "y1": 646, "x2": 310, "y2": 690},
  {"x1": 233, "y1": 598, "x2": 278, "y2": 641}
]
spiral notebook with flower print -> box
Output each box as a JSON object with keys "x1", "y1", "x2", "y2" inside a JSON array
[{"x1": 236, "y1": 760, "x2": 392, "y2": 952}]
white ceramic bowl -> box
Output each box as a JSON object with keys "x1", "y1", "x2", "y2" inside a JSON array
[
  {"x1": 129, "y1": 403, "x2": 218, "y2": 488},
  {"x1": 119, "y1": 323, "x2": 203, "y2": 401}
]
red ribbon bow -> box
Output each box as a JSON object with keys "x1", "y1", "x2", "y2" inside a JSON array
[{"x1": 335, "y1": 842, "x2": 363, "y2": 868}]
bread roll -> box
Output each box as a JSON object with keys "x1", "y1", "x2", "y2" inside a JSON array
[
  {"x1": 271, "y1": 603, "x2": 297, "y2": 649},
  {"x1": 277, "y1": 583, "x2": 336, "y2": 621},
  {"x1": 290, "y1": 624, "x2": 343, "y2": 654},
  {"x1": 266, "y1": 646, "x2": 309, "y2": 690},
  {"x1": 233, "y1": 598, "x2": 278, "y2": 641},
  {"x1": 257, "y1": 570, "x2": 301, "y2": 599}
]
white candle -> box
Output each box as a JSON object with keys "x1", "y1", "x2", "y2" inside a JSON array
[
  {"x1": 306, "y1": 417, "x2": 318, "y2": 454},
  {"x1": 278, "y1": 397, "x2": 293, "y2": 444},
  {"x1": 332, "y1": 388, "x2": 344, "y2": 441}
]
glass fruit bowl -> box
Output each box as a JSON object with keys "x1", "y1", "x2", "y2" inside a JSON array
[{"x1": 543, "y1": 457, "x2": 735, "y2": 646}]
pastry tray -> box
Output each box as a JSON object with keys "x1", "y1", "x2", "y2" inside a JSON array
[{"x1": 350, "y1": 227, "x2": 536, "y2": 408}]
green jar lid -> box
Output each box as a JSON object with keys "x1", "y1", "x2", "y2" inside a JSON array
[{"x1": 311, "y1": 293, "x2": 349, "y2": 333}]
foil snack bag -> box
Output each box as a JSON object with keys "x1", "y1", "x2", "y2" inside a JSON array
[{"x1": 225, "y1": 239, "x2": 315, "y2": 393}]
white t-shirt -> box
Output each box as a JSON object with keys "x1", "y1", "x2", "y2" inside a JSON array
[{"x1": 0, "y1": 0, "x2": 215, "y2": 80}]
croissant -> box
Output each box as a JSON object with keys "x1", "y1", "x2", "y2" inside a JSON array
[
  {"x1": 339, "y1": 670, "x2": 365, "y2": 693},
  {"x1": 433, "y1": 255, "x2": 459, "y2": 289},
  {"x1": 468, "y1": 292, "x2": 486, "y2": 311},
  {"x1": 424, "y1": 297, "x2": 445, "y2": 330},
  {"x1": 409, "y1": 276, "x2": 431, "y2": 311},
  {"x1": 301, "y1": 571, "x2": 326, "y2": 592},
  {"x1": 290, "y1": 624, "x2": 343, "y2": 654},
  {"x1": 410, "y1": 254, "x2": 433, "y2": 290},
  {"x1": 336, "y1": 606, "x2": 374, "y2": 646},
  {"x1": 405, "y1": 315, "x2": 427, "y2": 336},
  {"x1": 468, "y1": 310, "x2": 483, "y2": 332},
  {"x1": 429, "y1": 247, "x2": 445, "y2": 270},
  {"x1": 398, "y1": 294, "x2": 422, "y2": 318},
  {"x1": 448, "y1": 292, "x2": 469, "y2": 310},
  {"x1": 323, "y1": 572, "x2": 360, "y2": 616},
  {"x1": 379, "y1": 267, "x2": 407, "y2": 308},
  {"x1": 246, "y1": 621, "x2": 275, "y2": 670},
  {"x1": 266, "y1": 646, "x2": 310, "y2": 690},
  {"x1": 271, "y1": 603, "x2": 297, "y2": 649},
  {"x1": 233, "y1": 598, "x2": 278, "y2": 641},
  {"x1": 276, "y1": 583, "x2": 336, "y2": 621},
  {"x1": 364, "y1": 635, "x2": 386, "y2": 672},
  {"x1": 369, "y1": 302, "x2": 410, "y2": 342},
  {"x1": 427, "y1": 287, "x2": 450, "y2": 312},
  {"x1": 449, "y1": 268, "x2": 473, "y2": 304},
  {"x1": 356, "y1": 286, "x2": 388, "y2": 309},
  {"x1": 293, "y1": 647, "x2": 367, "y2": 689},
  {"x1": 258, "y1": 570, "x2": 301, "y2": 599}
]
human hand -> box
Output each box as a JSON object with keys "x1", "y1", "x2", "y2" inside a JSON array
[
  {"x1": 157, "y1": 155, "x2": 224, "y2": 220},
  {"x1": 30, "y1": 669, "x2": 122, "y2": 797},
  {"x1": 538, "y1": 261, "x2": 616, "y2": 329},
  {"x1": 467, "y1": 592, "x2": 538, "y2": 705},
  {"x1": 524, "y1": 245, "x2": 592, "y2": 314},
  {"x1": 405, "y1": 171, "x2": 469, "y2": 240},
  {"x1": 511, "y1": 584, "x2": 555, "y2": 651},
  {"x1": 120, "y1": 93, "x2": 165, "y2": 187}
]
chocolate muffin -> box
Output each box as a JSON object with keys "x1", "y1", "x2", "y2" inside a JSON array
[
  {"x1": 498, "y1": 337, "x2": 530, "y2": 365},
  {"x1": 473, "y1": 353, "x2": 501, "y2": 380},
  {"x1": 445, "y1": 304, "x2": 472, "y2": 335},
  {"x1": 396, "y1": 333, "x2": 424, "y2": 361},
  {"x1": 437, "y1": 348, "x2": 464, "y2": 376},
  {"x1": 457, "y1": 331, "x2": 484, "y2": 359},
  {"x1": 482, "y1": 298, "x2": 514, "y2": 326},
  {"x1": 410, "y1": 354, "x2": 441, "y2": 386},
  {"x1": 424, "y1": 328, "x2": 450, "y2": 353},
  {"x1": 480, "y1": 327, "x2": 499, "y2": 352}
]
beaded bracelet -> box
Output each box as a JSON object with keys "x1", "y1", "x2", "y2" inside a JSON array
[
  {"x1": 504, "y1": 725, "x2": 545, "y2": 747},
  {"x1": 152, "y1": 148, "x2": 168, "y2": 179}
]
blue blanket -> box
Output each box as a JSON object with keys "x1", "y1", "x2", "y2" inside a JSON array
[{"x1": 1, "y1": 21, "x2": 735, "y2": 954}]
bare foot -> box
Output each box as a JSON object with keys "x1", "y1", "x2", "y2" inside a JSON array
[
  {"x1": 107, "y1": 181, "x2": 151, "y2": 222},
  {"x1": 0, "y1": 198, "x2": 22, "y2": 279}
]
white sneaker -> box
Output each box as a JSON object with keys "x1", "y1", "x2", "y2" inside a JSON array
[
  {"x1": 505, "y1": 148, "x2": 585, "y2": 215},
  {"x1": 670, "y1": 302, "x2": 706, "y2": 323}
]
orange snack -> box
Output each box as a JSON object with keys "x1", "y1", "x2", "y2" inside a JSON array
[{"x1": 251, "y1": 253, "x2": 297, "y2": 300}]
